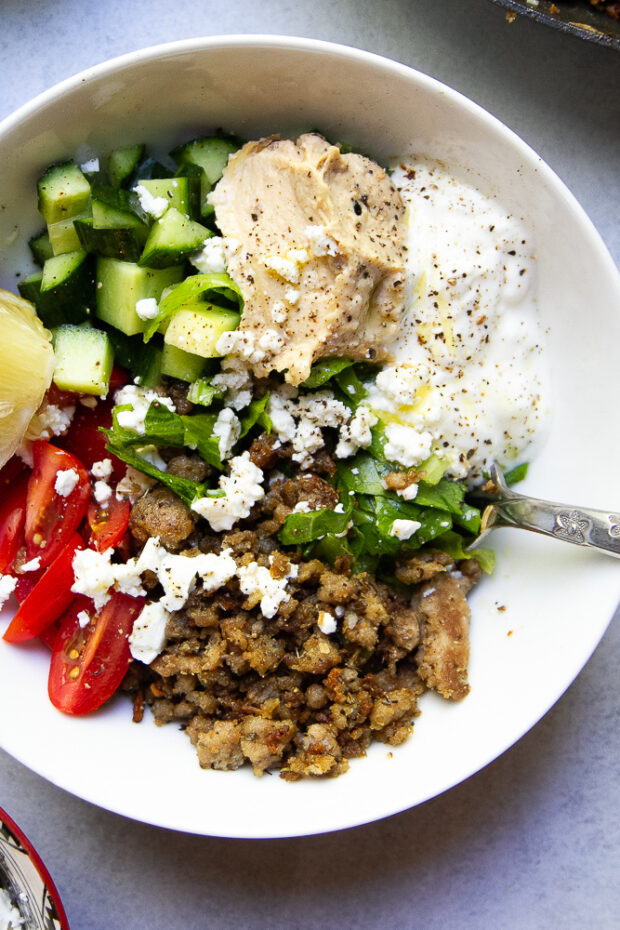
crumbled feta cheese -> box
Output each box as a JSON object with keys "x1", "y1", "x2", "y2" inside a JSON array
[
  {"x1": 91, "y1": 458, "x2": 113, "y2": 480},
  {"x1": 305, "y1": 224, "x2": 339, "y2": 257},
  {"x1": 129, "y1": 601, "x2": 171, "y2": 664},
  {"x1": 93, "y1": 479, "x2": 112, "y2": 503},
  {"x1": 269, "y1": 388, "x2": 350, "y2": 467},
  {"x1": 268, "y1": 391, "x2": 297, "y2": 443},
  {"x1": 71, "y1": 547, "x2": 118, "y2": 610},
  {"x1": 396, "y1": 483, "x2": 419, "y2": 501},
  {"x1": 115, "y1": 466, "x2": 157, "y2": 502},
  {"x1": 133, "y1": 183, "x2": 168, "y2": 218},
  {"x1": 237, "y1": 558, "x2": 298, "y2": 619},
  {"x1": 390, "y1": 519, "x2": 422, "y2": 540},
  {"x1": 80, "y1": 157, "x2": 99, "y2": 173},
  {"x1": 114, "y1": 385, "x2": 175, "y2": 434},
  {"x1": 0, "y1": 574, "x2": 17, "y2": 610},
  {"x1": 284, "y1": 288, "x2": 300, "y2": 305},
  {"x1": 211, "y1": 357, "x2": 253, "y2": 411},
  {"x1": 190, "y1": 235, "x2": 227, "y2": 274},
  {"x1": 317, "y1": 610, "x2": 337, "y2": 634},
  {"x1": 257, "y1": 329, "x2": 285, "y2": 357},
  {"x1": 384, "y1": 423, "x2": 433, "y2": 468},
  {"x1": 213, "y1": 407, "x2": 241, "y2": 460},
  {"x1": 293, "y1": 500, "x2": 312, "y2": 513},
  {"x1": 271, "y1": 301, "x2": 288, "y2": 323},
  {"x1": 138, "y1": 445, "x2": 168, "y2": 471},
  {"x1": 77, "y1": 610, "x2": 91, "y2": 629},
  {"x1": 31, "y1": 401, "x2": 75, "y2": 439},
  {"x1": 191, "y1": 452, "x2": 265, "y2": 532},
  {"x1": 54, "y1": 468, "x2": 80, "y2": 498},
  {"x1": 135, "y1": 297, "x2": 159, "y2": 320},
  {"x1": 20, "y1": 557, "x2": 41, "y2": 572},
  {"x1": 335, "y1": 405, "x2": 378, "y2": 458},
  {"x1": 263, "y1": 248, "x2": 309, "y2": 285}
]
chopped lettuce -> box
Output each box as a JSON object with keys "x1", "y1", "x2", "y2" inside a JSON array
[{"x1": 144, "y1": 272, "x2": 244, "y2": 341}]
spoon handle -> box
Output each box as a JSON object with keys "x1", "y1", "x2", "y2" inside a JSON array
[{"x1": 472, "y1": 464, "x2": 620, "y2": 558}]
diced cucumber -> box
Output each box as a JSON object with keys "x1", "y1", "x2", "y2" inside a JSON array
[
  {"x1": 37, "y1": 162, "x2": 91, "y2": 224},
  {"x1": 48, "y1": 210, "x2": 91, "y2": 256},
  {"x1": 134, "y1": 342, "x2": 163, "y2": 387},
  {"x1": 29, "y1": 230, "x2": 54, "y2": 266},
  {"x1": 133, "y1": 155, "x2": 174, "y2": 181},
  {"x1": 174, "y1": 163, "x2": 202, "y2": 220},
  {"x1": 91, "y1": 185, "x2": 148, "y2": 229},
  {"x1": 19, "y1": 267, "x2": 92, "y2": 328},
  {"x1": 160, "y1": 342, "x2": 205, "y2": 382},
  {"x1": 108, "y1": 144, "x2": 145, "y2": 188},
  {"x1": 138, "y1": 208, "x2": 210, "y2": 269},
  {"x1": 18, "y1": 273, "x2": 64, "y2": 328},
  {"x1": 74, "y1": 219, "x2": 145, "y2": 262},
  {"x1": 164, "y1": 302, "x2": 239, "y2": 357},
  {"x1": 95, "y1": 257, "x2": 184, "y2": 336},
  {"x1": 171, "y1": 136, "x2": 239, "y2": 217},
  {"x1": 135, "y1": 178, "x2": 190, "y2": 216},
  {"x1": 52, "y1": 325, "x2": 114, "y2": 395},
  {"x1": 41, "y1": 249, "x2": 89, "y2": 292}
]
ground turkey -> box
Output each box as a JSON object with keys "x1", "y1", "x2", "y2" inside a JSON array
[{"x1": 123, "y1": 448, "x2": 482, "y2": 779}]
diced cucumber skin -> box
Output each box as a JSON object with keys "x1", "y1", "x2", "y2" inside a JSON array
[
  {"x1": 48, "y1": 211, "x2": 91, "y2": 256},
  {"x1": 18, "y1": 273, "x2": 68, "y2": 328},
  {"x1": 134, "y1": 342, "x2": 163, "y2": 387},
  {"x1": 174, "y1": 164, "x2": 202, "y2": 220},
  {"x1": 52, "y1": 325, "x2": 114, "y2": 395},
  {"x1": 90, "y1": 184, "x2": 148, "y2": 229},
  {"x1": 41, "y1": 250, "x2": 89, "y2": 291},
  {"x1": 95, "y1": 257, "x2": 184, "y2": 336},
  {"x1": 37, "y1": 162, "x2": 91, "y2": 224},
  {"x1": 108, "y1": 144, "x2": 145, "y2": 188},
  {"x1": 29, "y1": 230, "x2": 54, "y2": 266},
  {"x1": 35, "y1": 253, "x2": 94, "y2": 326},
  {"x1": 138, "y1": 208, "x2": 210, "y2": 269},
  {"x1": 136, "y1": 178, "x2": 190, "y2": 216},
  {"x1": 172, "y1": 136, "x2": 240, "y2": 217},
  {"x1": 74, "y1": 219, "x2": 145, "y2": 262},
  {"x1": 161, "y1": 342, "x2": 205, "y2": 382},
  {"x1": 164, "y1": 304, "x2": 240, "y2": 358}
]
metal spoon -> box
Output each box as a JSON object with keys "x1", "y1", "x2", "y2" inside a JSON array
[{"x1": 468, "y1": 463, "x2": 620, "y2": 559}]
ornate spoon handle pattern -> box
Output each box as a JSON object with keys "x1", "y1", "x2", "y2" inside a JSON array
[{"x1": 469, "y1": 464, "x2": 620, "y2": 558}]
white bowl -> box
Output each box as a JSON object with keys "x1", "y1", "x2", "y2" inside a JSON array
[{"x1": 1, "y1": 36, "x2": 619, "y2": 839}]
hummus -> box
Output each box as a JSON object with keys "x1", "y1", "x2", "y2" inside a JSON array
[{"x1": 210, "y1": 134, "x2": 406, "y2": 385}]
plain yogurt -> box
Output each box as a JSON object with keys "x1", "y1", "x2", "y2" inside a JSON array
[{"x1": 365, "y1": 158, "x2": 548, "y2": 482}]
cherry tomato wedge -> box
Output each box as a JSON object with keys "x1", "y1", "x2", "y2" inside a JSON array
[
  {"x1": 24, "y1": 441, "x2": 90, "y2": 569},
  {"x1": 48, "y1": 592, "x2": 145, "y2": 715},
  {"x1": 59, "y1": 397, "x2": 126, "y2": 482},
  {"x1": 3, "y1": 534, "x2": 84, "y2": 643},
  {"x1": 0, "y1": 471, "x2": 29, "y2": 573},
  {"x1": 39, "y1": 620, "x2": 61, "y2": 651},
  {"x1": 87, "y1": 496, "x2": 131, "y2": 552}
]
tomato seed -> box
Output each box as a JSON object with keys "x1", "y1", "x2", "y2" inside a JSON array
[{"x1": 69, "y1": 667, "x2": 80, "y2": 679}]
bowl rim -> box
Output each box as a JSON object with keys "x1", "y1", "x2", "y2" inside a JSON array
[
  {"x1": 0, "y1": 805, "x2": 69, "y2": 928},
  {"x1": 1, "y1": 33, "x2": 617, "y2": 289},
  {"x1": 0, "y1": 35, "x2": 619, "y2": 838}
]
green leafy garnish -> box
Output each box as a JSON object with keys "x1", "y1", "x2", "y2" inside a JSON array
[
  {"x1": 300, "y1": 357, "x2": 355, "y2": 389},
  {"x1": 503, "y1": 462, "x2": 529, "y2": 486},
  {"x1": 144, "y1": 272, "x2": 244, "y2": 341},
  {"x1": 187, "y1": 377, "x2": 225, "y2": 407},
  {"x1": 240, "y1": 393, "x2": 272, "y2": 438}
]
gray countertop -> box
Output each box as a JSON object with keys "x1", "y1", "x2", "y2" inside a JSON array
[{"x1": 1, "y1": 1, "x2": 618, "y2": 927}]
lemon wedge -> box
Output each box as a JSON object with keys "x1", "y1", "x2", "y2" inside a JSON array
[{"x1": 0, "y1": 289, "x2": 55, "y2": 469}]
